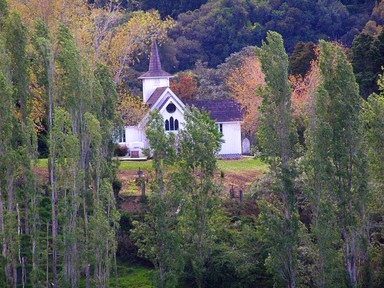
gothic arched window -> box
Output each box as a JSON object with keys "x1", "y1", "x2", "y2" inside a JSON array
[
  {"x1": 170, "y1": 117, "x2": 174, "y2": 130},
  {"x1": 165, "y1": 120, "x2": 170, "y2": 131},
  {"x1": 175, "y1": 119, "x2": 179, "y2": 130}
]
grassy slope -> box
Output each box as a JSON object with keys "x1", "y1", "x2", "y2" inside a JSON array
[{"x1": 79, "y1": 263, "x2": 153, "y2": 288}]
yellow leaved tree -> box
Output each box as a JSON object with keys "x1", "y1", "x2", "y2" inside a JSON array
[
  {"x1": 226, "y1": 54, "x2": 265, "y2": 139},
  {"x1": 98, "y1": 10, "x2": 174, "y2": 83}
]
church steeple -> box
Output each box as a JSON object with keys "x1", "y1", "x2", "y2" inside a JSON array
[{"x1": 139, "y1": 39, "x2": 172, "y2": 103}]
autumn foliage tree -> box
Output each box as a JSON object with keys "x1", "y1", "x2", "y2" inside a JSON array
[
  {"x1": 95, "y1": 10, "x2": 174, "y2": 83},
  {"x1": 289, "y1": 61, "x2": 321, "y2": 146},
  {"x1": 226, "y1": 52, "x2": 265, "y2": 142},
  {"x1": 118, "y1": 91, "x2": 149, "y2": 126},
  {"x1": 170, "y1": 72, "x2": 198, "y2": 101}
]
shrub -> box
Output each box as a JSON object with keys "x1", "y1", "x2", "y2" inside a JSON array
[{"x1": 114, "y1": 144, "x2": 129, "y2": 156}]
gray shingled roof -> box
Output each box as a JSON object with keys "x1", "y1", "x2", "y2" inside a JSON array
[
  {"x1": 186, "y1": 99, "x2": 243, "y2": 122},
  {"x1": 138, "y1": 39, "x2": 172, "y2": 79},
  {"x1": 147, "y1": 87, "x2": 167, "y2": 107}
]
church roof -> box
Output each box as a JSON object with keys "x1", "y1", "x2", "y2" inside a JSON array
[
  {"x1": 138, "y1": 40, "x2": 172, "y2": 79},
  {"x1": 147, "y1": 87, "x2": 167, "y2": 107},
  {"x1": 186, "y1": 99, "x2": 243, "y2": 122}
]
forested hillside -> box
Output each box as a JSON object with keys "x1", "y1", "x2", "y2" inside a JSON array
[
  {"x1": 98, "y1": 0, "x2": 375, "y2": 70},
  {"x1": 1, "y1": 0, "x2": 384, "y2": 287}
]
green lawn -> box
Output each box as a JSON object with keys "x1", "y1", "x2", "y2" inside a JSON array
[
  {"x1": 79, "y1": 263, "x2": 153, "y2": 288},
  {"x1": 217, "y1": 156, "x2": 267, "y2": 172},
  {"x1": 35, "y1": 158, "x2": 48, "y2": 168},
  {"x1": 36, "y1": 156, "x2": 266, "y2": 173},
  {"x1": 111, "y1": 263, "x2": 153, "y2": 288},
  {"x1": 118, "y1": 159, "x2": 154, "y2": 171},
  {"x1": 118, "y1": 156, "x2": 266, "y2": 173}
]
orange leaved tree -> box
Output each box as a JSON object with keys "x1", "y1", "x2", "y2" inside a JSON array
[{"x1": 226, "y1": 53, "x2": 265, "y2": 144}]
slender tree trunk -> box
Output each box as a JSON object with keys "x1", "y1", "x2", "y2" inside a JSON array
[
  {"x1": 31, "y1": 193, "x2": 37, "y2": 288},
  {"x1": 288, "y1": 250, "x2": 296, "y2": 288},
  {"x1": 0, "y1": 188, "x2": 7, "y2": 287},
  {"x1": 343, "y1": 228, "x2": 358, "y2": 288},
  {"x1": 81, "y1": 134, "x2": 91, "y2": 288},
  {"x1": 48, "y1": 49, "x2": 58, "y2": 287},
  {"x1": 24, "y1": 184, "x2": 30, "y2": 235},
  {"x1": 113, "y1": 233, "x2": 118, "y2": 288},
  {"x1": 12, "y1": 258, "x2": 17, "y2": 288},
  {"x1": 17, "y1": 204, "x2": 27, "y2": 288},
  {"x1": 46, "y1": 221, "x2": 49, "y2": 288},
  {"x1": 83, "y1": 195, "x2": 90, "y2": 288},
  {"x1": 7, "y1": 171, "x2": 14, "y2": 212},
  {"x1": 51, "y1": 167, "x2": 58, "y2": 287},
  {"x1": 7, "y1": 171, "x2": 17, "y2": 287}
]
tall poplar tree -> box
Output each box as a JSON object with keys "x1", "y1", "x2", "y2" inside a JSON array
[
  {"x1": 0, "y1": 10, "x2": 39, "y2": 287},
  {"x1": 133, "y1": 110, "x2": 183, "y2": 288},
  {"x1": 362, "y1": 71, "x2": 384, "y2": 286},
  {"x1": 51, "y1": 23, "x2": 119, "y2": 288},
  {"x1": 0, "y1": 67, "x2": 20, "y2": 287},
  {"x1": 255, "y1": 31, "x2": 302, "y2": 288},
  {"x1": 305, "y1": 40, "x2": 368, "y2": 287},
  {"x1": 176, "y1": 106, "x2": 223, "y2": 288}
]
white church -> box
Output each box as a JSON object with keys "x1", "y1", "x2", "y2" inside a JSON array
[{"x1": 119, "y1": 40, "x2": 244, "y2": 157}]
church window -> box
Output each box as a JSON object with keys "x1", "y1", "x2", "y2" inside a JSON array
[
  {"x1": 218, "y1": 123, "x2": 223, "y2": 134},
  {"x1": 121, "y1": 128, "x2": 126, "y2": 142},
  {"x1": 170, "y1": 117, "x2": 174, "y2": 130},
  {"x1": 165, "y1": 117, "x2": 179, "y2": 131},
  {"x1": 166, "y1": 103, "x2": 176, "y2": 113}
]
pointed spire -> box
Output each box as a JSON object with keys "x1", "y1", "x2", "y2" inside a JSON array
[
  {"x1": 148, "y1": 39, "x2": 162, "y2": 73},
  {"x1": 139, "y1": 38, "x2": 172, "y2": 79}
]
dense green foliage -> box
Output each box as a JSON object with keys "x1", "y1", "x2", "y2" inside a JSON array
[
  {"x1": 165, "y1": 0, "x2": 375, "y2": 70},
  {"x1": 351, "y1": 27, "x2": 384, "y2": 99}
]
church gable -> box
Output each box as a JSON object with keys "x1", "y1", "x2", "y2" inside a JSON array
[
  {"x1": 137, "y1": 88, "x2": 185, "y2": 129},
  {"x1": 158, "y1": 96, "x2": 184, "y2": 132},
  {"x1": 153, "y1": 89, "x2": 184, "y2": 111}
]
